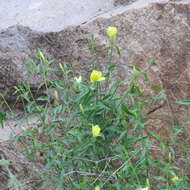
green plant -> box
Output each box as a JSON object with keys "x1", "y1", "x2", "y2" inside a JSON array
[{"x1": 1, "y1": 27, "x2": 190, "y2": 190}]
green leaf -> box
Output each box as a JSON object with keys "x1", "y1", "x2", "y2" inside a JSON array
[
  {"x1": 147, "y1": 59, "x2": 156, "y2": 65},
  {"x1": 26, "y1": 101, "x2": 35, "y2": 113},
  {"x1": 53, "y1": 80, "x2": 65, "y2": 89},
  {"x1": 130, "y1": 84, "x2": 143, "y2": 96},
  {"x1": 26, "y1": 59, "x2": 37, "y2": 72},
  {"x1": 118, "y1": 130, "x2": 127, "y2": 140},
  {"x1": 0, "y1": 112, "x2": 6, "y2": 121},
  {"x1": 37, "y1": 96, "x2": 50, "y2": 102},
  {"x1": 0, "y1": 159, "x2": 10, "y2": 167},
  {"x1": 142, "y1": 72, "x2": 149, "y2": 80},
  {"x1": 151, "y1": 85, "x2": 163, "y2": 91},
  {"x1": 108, "y1": 64, "x2": 117, "y2": 74},
  {"x1": 100, "y1": 100, "x2": 112, "y2": 110},
  {"x1": 176, "y1": 100, "x2": 190, "y2": 105},
  {"x1": 121, "y1": 104, "x2": 136, "y2": 117},
  {"x1": 53, "y1": 105, "x2": 63, "y2": 115},
  {"x1": 0, "y1": 112, "x2": 6, "y2": 127},
  {"x1": 115, "y1": 45, "x2": 121, "y2": 56}
]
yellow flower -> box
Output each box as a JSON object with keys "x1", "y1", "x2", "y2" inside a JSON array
[
  {"x1": 107, "y1": 26, "x2": 118, "y2": 39},
  {"x1": 95, "y1": 186, "x2": 100, "y2": 190},
  {"x1": 90, "y1": 70, "x2": 105, "y2": 83},
  {"x1": 171, "y1": 176, "x2": 179, "y2": 182},
  {"x1": 92, "y1": 125, "x2": 101, "y2": 137}
]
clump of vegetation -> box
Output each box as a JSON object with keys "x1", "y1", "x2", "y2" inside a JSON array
[{"x1": 0, "y1": 27, "x2": 190, "y2": 190}]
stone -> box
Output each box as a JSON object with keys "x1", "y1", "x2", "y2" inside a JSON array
[
  {"x1": 0, "y1": 0, "x2": 114, "y2": 32},
  {"x1": 1, "y1": 0, "x2": 190, "y2": 138},
  {"x1": 114, "y1": 0, "x2": 137, "y2": 6}
]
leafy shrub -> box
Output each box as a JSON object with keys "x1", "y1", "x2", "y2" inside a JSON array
[{"x1": 1, "y1": 27, "x2": 190, "y2": 190}]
